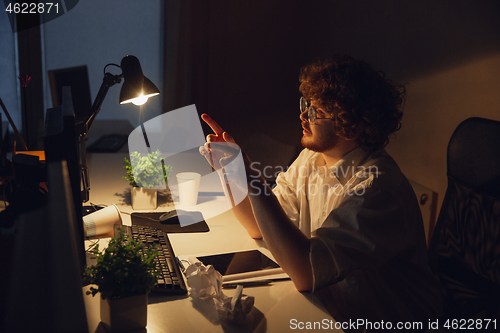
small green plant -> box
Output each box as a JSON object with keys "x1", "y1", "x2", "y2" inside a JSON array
[
  {"x1": 123, "y1": 150, "x2": 172, "y2": 188},
  {"x1": 84, "y1": 229, "x2": 161, "y2": 300}
]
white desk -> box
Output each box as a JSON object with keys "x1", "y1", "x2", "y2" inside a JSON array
[{"x1": 84, "y1": 153, "x2": 340, "y2": 332}]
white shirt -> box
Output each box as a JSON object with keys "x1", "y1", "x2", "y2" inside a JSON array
[
  {"x1": 273, "y1": 147, "x2": 443, "y2": 326},
  {"x1": 274, "y1": 147, "x2": 378, "y2": 236}
]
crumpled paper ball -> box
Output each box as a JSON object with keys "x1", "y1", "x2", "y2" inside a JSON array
[
  {"x1": 185, "y1": 262, "x2": 255, "y2": 323},
  {"x1": 215, "y1": 285, "x2": 255, "y2": 323},
  {"x1": 185, "y1": 262, "x2": 223, "y2": 300}
]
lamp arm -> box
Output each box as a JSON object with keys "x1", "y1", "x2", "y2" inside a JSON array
[
  {"x1": 76, "y1": 71, "x2": 122, "y2": 203},
  {"x1": 81, "y1": 72, "x2": 123, "y2": 136}
]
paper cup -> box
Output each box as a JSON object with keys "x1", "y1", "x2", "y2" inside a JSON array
[
  {"x1": 83, "y1": 204, "x2": 122, "y2": 237},
  {"x1": 176, "y1": 172, "x2": 201, "y2": 206}
]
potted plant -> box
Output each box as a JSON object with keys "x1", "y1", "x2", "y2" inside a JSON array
[
  {"x1": 123, "y1": 149, "x2": 172, "y2": 210},
  {"x1": 85, "y1": 229, "x2": 161, "y2": 332}
]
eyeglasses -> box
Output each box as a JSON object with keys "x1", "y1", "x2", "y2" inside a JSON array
[{"x1": 299, "y1": 97, "x2": 333, "y2": 124}]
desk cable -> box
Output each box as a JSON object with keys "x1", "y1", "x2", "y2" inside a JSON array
[
  {"x1": 86, "y1": 202, "x2": 171, "y2": 223},
  {"x1": 86, "y1": 239, "x2": 100, "y2": 253},
  {"x1": 118, "y1": 209, "x2": 166, "y2": 223}
]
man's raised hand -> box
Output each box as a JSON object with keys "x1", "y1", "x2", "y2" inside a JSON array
[{"x1": 200, "y1": 114, "x2": 238, "y2": 170}]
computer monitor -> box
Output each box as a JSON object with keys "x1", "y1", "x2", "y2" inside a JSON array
[
  {"x1": 43, "y1": 86, "x2": 86, "y2": 274},
  {"x1": 48, "y1": 65, "x2": 92, "y2": 123},
  {"x1": 3, "y1": 160, "x2": 88, "y2": 332}
]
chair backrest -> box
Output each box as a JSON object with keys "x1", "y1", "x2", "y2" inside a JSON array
[
  {"x1": 447, "y1": 117, "x2": 500, "y2": 196},
  {"x1": 428, "y1": 117, "x2": 500, "y2": 319},
  {"x1": 240, "y1": 132, "x2": 299, "y2": 185}
]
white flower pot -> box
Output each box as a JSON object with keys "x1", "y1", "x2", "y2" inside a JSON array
[
  {"x1": 100, "y1": 293, "x2": 148, "y2": 332},
  {"x1": 131, "y1": 187, "x2": 158, "y2": 210}
]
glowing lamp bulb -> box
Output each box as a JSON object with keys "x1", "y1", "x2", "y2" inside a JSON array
[{"x1": 129, "y1": 93, "x2": 148, "y2": 106}]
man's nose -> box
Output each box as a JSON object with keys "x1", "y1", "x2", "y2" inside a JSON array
[{"x1": 299, "y1": 109, "x2": 308, "y2": 122}]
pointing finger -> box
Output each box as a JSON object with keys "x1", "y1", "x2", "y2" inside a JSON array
[{"x1": 201, "y1": 114, "x2": 224, "y2": 137}]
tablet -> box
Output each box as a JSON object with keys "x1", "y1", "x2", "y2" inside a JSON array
[
  {"x1": 197, "y1": 250, "x2": 279, "y2": 275},
  {"x1": 183, "y1": 249, "x2": 288, "y2": 282}
]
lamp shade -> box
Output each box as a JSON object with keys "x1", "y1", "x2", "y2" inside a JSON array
[{"x1": 119, "y1": 55, "x2": 160, "y2": 105}]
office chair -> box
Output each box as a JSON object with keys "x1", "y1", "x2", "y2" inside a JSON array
[
  {"x1": 239, "y1": 132, "x2": 299, "y2": 186},
  {"x1": 428, "y1": 117, "x2": 500, "y2": 324}
]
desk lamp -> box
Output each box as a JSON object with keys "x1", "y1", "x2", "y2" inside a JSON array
[{"x1": 77, "y1": 55, "x2": 159, "y2": 202}]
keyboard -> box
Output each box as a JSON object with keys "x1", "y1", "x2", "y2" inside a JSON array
[{"x1": 114, "y1": 225, "x2": 187, "y2": 294}]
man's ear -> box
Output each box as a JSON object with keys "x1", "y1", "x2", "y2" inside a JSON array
[{"x1": 345, "y1": 122, "x2": 365, "y2": 141}]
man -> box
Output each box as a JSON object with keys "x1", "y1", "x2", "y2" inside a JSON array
[{"x1": 200, "y1": 55, "x2": 442, "y2": 329}]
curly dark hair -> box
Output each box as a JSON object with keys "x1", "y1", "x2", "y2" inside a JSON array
[{"x1": 299, "y1": 55, "x2": 405, "y2": 150}]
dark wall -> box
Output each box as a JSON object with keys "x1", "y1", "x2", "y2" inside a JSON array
[
  {"x1": 308, "y1": 1, "x2": 500, "y2": 80},
  {"x1": 180, "y1": 0, "x2": 500, "y2": 147},
  {"x1": 181, "y1": 1, "x2": 312, "y2": 146}
]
